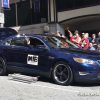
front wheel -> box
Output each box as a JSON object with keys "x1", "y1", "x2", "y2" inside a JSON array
[{"x1": 52, "y1": 62, "x2": 73, "y2": 86}]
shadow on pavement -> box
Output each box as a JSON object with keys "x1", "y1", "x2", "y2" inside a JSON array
[
  {"x1": 39, "y1": 77, "x2": 53, "y2": 83},
  {"x1": 8, "y1": 73, "x2": 100, "y2": 87},
  {"x1": 71, "y1": 82, "x2": 100, "y2": 87},
  {"x1": 38, "y1": 77, "x2": 100, "y2": 87}
]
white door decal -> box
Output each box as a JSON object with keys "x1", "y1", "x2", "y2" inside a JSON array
[{"x1": 27, "y1": 54, "x2": 38, "y2": 66}]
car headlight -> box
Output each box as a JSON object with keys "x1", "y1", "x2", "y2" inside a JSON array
[{"x1": 73, "y1": 58, "x2": 96, "y2": 65}]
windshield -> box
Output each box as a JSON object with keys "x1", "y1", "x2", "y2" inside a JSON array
[{"x1": 45, "y1": 36, "x2": 78, "y2": 49}]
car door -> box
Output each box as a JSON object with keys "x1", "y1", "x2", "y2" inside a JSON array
[
  {"x1": 3, "y1": 36, "x2": 31, "y2": 72},
  {"x1": 4, "y1": 36, "x2": 51, "y2": 74},
  {"x1": 26, "y1": 37, "x2": 51, "y2": 73}
]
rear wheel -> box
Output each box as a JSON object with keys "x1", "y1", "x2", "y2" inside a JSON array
[
  {"x1": 0, "y1": 57, "x2": 6, "y2": 75},
  {"x1": 52, "y1": 62, "x2": 73, "y2": 85}
]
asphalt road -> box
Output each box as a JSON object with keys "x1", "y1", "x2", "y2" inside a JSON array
[{"x1": 0, "y1": 76, "x2": 100, "y2": 100}]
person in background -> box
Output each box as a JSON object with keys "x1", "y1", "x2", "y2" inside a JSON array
[
  {"x1": 96, "y1": 44, "x2": 100, "y2": 52},
  {"x1": 66, "y1": 27, "x2": 75, "y2": 42},
  {"x1": 55, "y1": 31, "x2": 66, "y2": 38},
  {"x1": 55, "y1": 31, "x2": 62, "y2": 37},
  {"x1": 74, "y1": 31, "x2": 81, "y2": 46},
  {"x1": 60, "y1": 33, "x2": 66, "y2": 38},
  {"x1": 90, "y1": 34, "x2": 97, "y2": 48},
  {"x1": 66, "y1": 27, "x2": 81, "y2": 46},
  {"x1": 91, "y1": 34, "x2": 96, "y2": 43},
  {"x1": 80, "y1": 33, "x2": 90, "y2": 50},
  {"x1": 89, "y1": 43, "x2": 96, "y2": 51},
  {"x1": 96, "y1": 32, "x2": 100, "y2": 44}
]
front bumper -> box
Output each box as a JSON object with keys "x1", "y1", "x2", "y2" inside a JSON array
[
  {"x1": 74, "y1": 71, "x2": 100, "y2": 83},
  {"x1": 73, "y1": 61, "x2": 100, "y2": 83}
]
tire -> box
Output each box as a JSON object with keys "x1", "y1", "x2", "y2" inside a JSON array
[
  {"x1": 52, "y1": 61, "x2": 73, "y2": 86},
  {"x1": 0, "y1": 57, "x2": 6, "y2": 75}
]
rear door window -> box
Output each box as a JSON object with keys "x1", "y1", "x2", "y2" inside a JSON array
[{"x1": 5, "y1": 37, "x2": 28, "y2": 47}]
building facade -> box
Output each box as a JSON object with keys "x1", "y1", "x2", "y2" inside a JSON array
[
  {"x1": 4, "y1": 0, "x2": 48, "y2": 27},
  {"x1": 2, "y1": 0, "x2": 100, "y2": 34}
]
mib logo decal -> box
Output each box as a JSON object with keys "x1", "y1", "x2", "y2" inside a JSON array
[{"x1": 27, "y1": 54, "x2": 38, "y2": 66}]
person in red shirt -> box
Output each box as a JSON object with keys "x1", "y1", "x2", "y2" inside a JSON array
[
  {"x1": 80, "y1": 33, "x2": 90, "y2": 49},
  {"x1": 73, "y1": 32, "x2": 81, "y2": 45},
  {"x1": 66, "y1": 28, "x2": 81, "y2": 46}
]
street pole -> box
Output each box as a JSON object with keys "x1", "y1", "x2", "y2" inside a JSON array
[
  {"x1": 15, "y1": 1, "x2": 18, "y2": 26},
  {"x1": 30, "y1": 0, "x2": 32, "y2": 24}
]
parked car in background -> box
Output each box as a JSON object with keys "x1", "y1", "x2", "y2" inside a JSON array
[{"x1": 0, "y1": 27, "x2": 17, "y2": 41}]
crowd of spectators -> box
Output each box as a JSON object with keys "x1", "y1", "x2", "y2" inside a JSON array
[
  {"x1": 64, "y1": 27, "x2": 100, "y2": 51},
  {"x1": 53, "y1": 27, "x2": 100, "y2": 51},
  {"x1": 43, "y1": 25, "x2": 100, "y2": 51}
]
